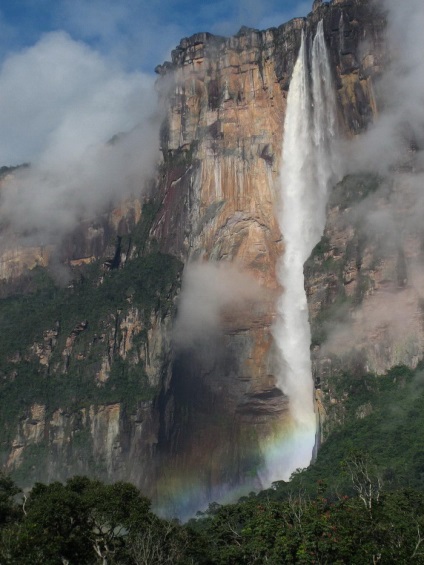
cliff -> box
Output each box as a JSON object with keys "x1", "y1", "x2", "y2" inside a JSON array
[
  {"x1": 0, "y1": 0, "x2": 390, "y2": 517},
  {"x1": 149, "y1": 0, "x2": 385, "y2": 512}
]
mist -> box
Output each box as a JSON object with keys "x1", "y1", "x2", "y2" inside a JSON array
[
  {"x1": 0, "y1": 31, "x2": 160, "y2": 246},
  {"x1": 173, "y1": 262, "x2": 262, "y2": 349},
  {"x1": 345, "y1": 0, "x2": 424, "y2": 173}
]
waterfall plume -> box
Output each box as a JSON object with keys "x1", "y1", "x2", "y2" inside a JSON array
[{"x1": 264, "y1": 21, "x2": 339, "y2": 483}]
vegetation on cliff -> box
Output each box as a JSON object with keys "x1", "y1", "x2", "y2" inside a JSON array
[{"x1": 0, "y1": 201, "x2": 183, "y2": 483}]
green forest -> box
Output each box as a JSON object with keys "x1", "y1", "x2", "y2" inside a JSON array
[{"x1": 2, "y1": 463, "x2": 424, "y2": 563}]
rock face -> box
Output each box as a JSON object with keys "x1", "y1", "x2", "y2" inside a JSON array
[
  {"x1": 306, "y1": 170, "x2": 424, "y2": 439},
  {"x1": 148, "y1": 0, "x2": 385, "y2": 513},
  {"x1": 0, "y1": 0, "x2": 389, "y2": 516},
  {"x1": 0, "y1": 164, "x2": 141, "y2": 289}
]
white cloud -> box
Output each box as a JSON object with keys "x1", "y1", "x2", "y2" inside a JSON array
[
  {"x1": 0, "y1": 31, "x2": 156, "y2": 165},
  {"x1": 0, "y1": 31, "x2": 159, "y2": 243},
  {"x1": 346, "y1": 0, "x2": 424, "y2": 173},
  {"x1": 173, "y1": 262, "x2": 262, "y2": 348}
]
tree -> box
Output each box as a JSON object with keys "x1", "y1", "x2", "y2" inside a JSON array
[
  {"x1": 127, "y1": 518, "x2": 191, "y2": 565},
  {"x1": 82, "y1": 479, "x2": 151, "y2": 564},
  {"x1": 342, "y1": 451, "x2": 383, "y2": 512},
  {"x1": 9, "y1": 481, "x2": 93, "y2": 564},
  {"x1": 0, "y1": 477, "x2": 154, "y2": 564},
  {"x1": 0, "y1": 472, "x2": 20, "y2": 526}
]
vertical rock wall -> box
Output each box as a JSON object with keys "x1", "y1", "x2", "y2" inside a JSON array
[{"x1": 149, "y1": 0, "x2": 385, "y2": 514}]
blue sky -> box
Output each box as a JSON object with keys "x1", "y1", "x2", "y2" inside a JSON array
[{"x1": 0, "y1": 0, "x2": 310, "y2": 72}]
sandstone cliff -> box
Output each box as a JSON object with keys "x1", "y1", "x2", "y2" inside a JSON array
[{"x1": 149, "y1": 0, "x2": 385, "y2": 513}]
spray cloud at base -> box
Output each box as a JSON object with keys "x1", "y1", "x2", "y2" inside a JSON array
[{"x1": 263, "y1": 21, "x2": 340, "y2": 484}]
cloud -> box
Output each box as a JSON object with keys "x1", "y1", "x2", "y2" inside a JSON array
[
  {"x1": 0, "y1": 31, "x2": 159, "y2": 244},
  {"x1": 173, "y1": 262, "x2": 262, "y2": 348},
  {"x1": 321, "y1": 281, "x2": 424, "y2": 377},
  {"x1": 318, "y1": 0, "x2": 424, "y2": 369},
  {"x1": 0, "y1": 32, "x2": 156, "y2": 165},
  {"x1": 1, "y1": 127, "x2": 158, "y2": 242},
  {"x1": 318, "y1": 171, "x2": 424, "y2": 374},
  {"x1": 345, "y1": 0, "x2": 424, "y2": 173}
]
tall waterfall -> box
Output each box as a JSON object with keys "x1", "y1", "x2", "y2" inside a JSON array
[{"x1": 265, "y1": 21, "x2": 339, "y2": 483}]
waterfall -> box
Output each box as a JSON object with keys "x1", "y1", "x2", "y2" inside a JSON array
[
  {"x1": 312, "y1": 21, "x2": 339, "y2": 226},
  {"x1": 265, "y1": 21, "x2": 339, "y2": 483}
]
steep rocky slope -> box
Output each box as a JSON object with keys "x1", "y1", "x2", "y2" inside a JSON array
[{"x1": 0, "y1": 0, "x2": 389, "y2": 516}]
